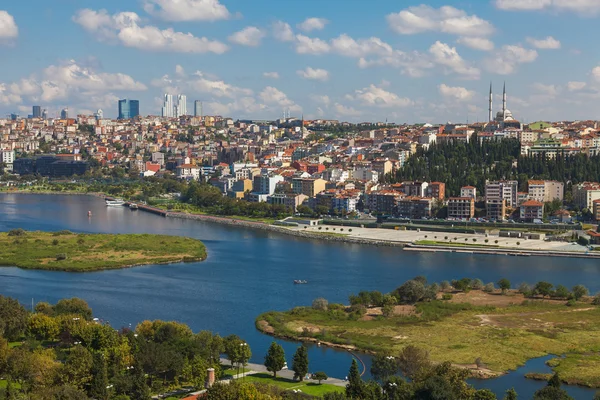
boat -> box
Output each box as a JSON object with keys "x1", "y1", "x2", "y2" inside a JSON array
[
  {"x1": 129, "y1": 203, "x2": 139, "y2": 210},
  {"x1": 294, "y1": 280, "x2": 308, "y2": 284},
  {"x1": 105, "y1": 199, "x2": 125, "y2": 206},
  {"x1": 87, "y1": 210, "x2": 92, "y2": 217}
]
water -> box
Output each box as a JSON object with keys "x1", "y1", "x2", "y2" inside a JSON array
[{"x1": 0, "y1": 194, "x2": 597, "y2": 399}]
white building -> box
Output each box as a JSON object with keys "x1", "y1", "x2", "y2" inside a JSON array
[
  {"x1": 485, "y1": 180, "x2": 518, "y2": 207},
  {"x1": 162, "y1": 94, "x2": 174, "y2": 118},
  {"x1": 460, "y1": 186, "x2": 477, "y2": 200},
  {"x1": 253, "y1": 174, "x2": 284, "y2": 195},
  {"x1": 175, "y1": 95, "x2": 187, "y2": 117},
  {"x1": 527, "y1": 180, "x2": 564, "y2": 203},
  {"x1": 353, "y1": 167, "x2": 379, "y2": 183},
  {"x1": 1, "y1": 150, "x2": 15, "y2": 172},
  {"x1": 176, "y1": 164, "x2": 201, "y2": 180}
]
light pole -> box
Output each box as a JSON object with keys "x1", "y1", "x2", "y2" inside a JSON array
[{"x1": 239, "y1": 342, "x2": 248, "y2": 381}]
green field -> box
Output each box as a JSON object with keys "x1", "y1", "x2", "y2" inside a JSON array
[
  {"x1": 0, "y1": 230, "x2": 207, "y2": 271},
  {"x1": 243, "y1": 373, "x2": 345, "y2": 396},
  {"x1": 257, "y1": 299, "x2": 600, "y2": 387}
]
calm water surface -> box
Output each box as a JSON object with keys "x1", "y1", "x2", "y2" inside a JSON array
[{"x1": 0, "y1": 194, "x2": 597, "y2": 399}]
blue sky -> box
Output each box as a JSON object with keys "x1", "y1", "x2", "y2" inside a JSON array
[{"x1": 1, "y1": 0, "x2": 599, "y2": 123}]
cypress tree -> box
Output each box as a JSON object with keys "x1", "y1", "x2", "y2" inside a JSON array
[
  {"x1": 291, "y1": 345, "x2": 309, "y2": 381},
  {"x1": 264, "y1": 342, "x2": 286, "y2": 378},
  {"x1": 346, "y1": 358, "x2": 364, "y2": 399}
]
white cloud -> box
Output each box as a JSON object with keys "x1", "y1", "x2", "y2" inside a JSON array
[
  {"x1": 295, "y1": 34, "x2": 330, "y2": 54},
  {"x1": 333, "y1": 103, "x2": 361, "y2": 117},
  {"x1": 494, "y1": 0, "x2": 600, "y2": 14},
  {"x1": 358, "y1": 50, "x2": 434, "y2": 77},
  {"x1": 73, "y1": 9, "x2": 228, "y2": 54},
  {"x1": 567, "y1": 81, "x2": 586, "y2": 91},
  {"x1": 429, "y1": 41, "x2": 480, "y2": 79},
  {"x1": 457, "y1": 37, "x2": 494, "y2": 51},
  {"x1": 297, "y1": 67, "x2": 329, "y2": 81},
  {"x1": 526, "y1": 36, "x2": 561, "y2": 49},
  {"x1": 310, "y1": 94, "x2": 330, "y2": 106},
  {"x1": 350, "y1": 84, "x2": 413, "y2": 108},
  {"x1": 142, "y1": 0, "x2": 232, "y2": 21},
  {"x1": 330, "y1": 34, "x2": 393, "y2": 57},
  {"x1": 258, "y1": 86, "x2": 301, "y2": 111},
  {"x1": 483, "y1": 45, "x2": 538, "y2": 75},
  {"x1": 438, "y1": 84, "x2": 476, "y2": 101},
  {"x1": 228, "y1": 27, "x2": 265, "y2": 47},
  {"x1": 531, "y1": 82, "x2": 559, "y2": 96},
  {"x1": 592, "y1": 66, "x2": 600, "y2": 82},
  {"x1": 263, "y1": 72, "x2": 280, "y2": 79},
  {"x1": 0, "y1": 10, "x2": 18, "y2": 42},
  {"x1": 297, "y1": 17, "x2": 329, "y2": 32},
  {"x1": 272, "y1": 21, "x2": 295, "y2": 42},
  {"x1": 387, "y1": 5, "x2": 494, "y2": 37}
]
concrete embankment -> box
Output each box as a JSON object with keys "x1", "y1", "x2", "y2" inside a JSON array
[
  {"x1": 404, "y1": 244, "x2": 600, "y2": 259},
  {"x1": 166, "y1": 212, "x2": 405, "y2": 247}
]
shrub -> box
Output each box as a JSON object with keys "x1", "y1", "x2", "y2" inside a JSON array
[
  {"x1": 440, "y1": 281, "x2": 451, "y2": 291},
  {"x1": 8, "y1": 228, "x2": 26, "y2": 237},
  {"x1": 312, "y1": 298, "x2": 329, "y2": 311},
  {"x1": 318, "y1": 227, "x2": 322, "y2": 230},
  {"x1": 566, "y1": 299, "x2": 576, "y2": 307},
  {"x1": 472, "y1": 238, "x2": 477, "y2": 242},
  {"x1": 340, "y1": 229, "x2": 344, "y2": 232},
  {"x1": 483, "y1": 283, "x2": 495, "y2": 293},
  {"x1": 442, "y1": 294, "x2": 453, "y2": 301},
  {"x1": 516, "y1": 242, "x2": 520, "y2": 246},
  {"x1": 56, "y1": 253, "x2": 67, "y2": 261},
  {"x1": 485, "y1": 239, "x2": 489, "y2": 243},
  {"x1": 325, "y1": 228, "x2": 329, "y2": 231},
  {"x1": 495, "y1": 240, "x2": 499, "y2": 244},
  {"x1": 52, "y1": 239, "x2": 59, "y2": 246},
  {"x1": 52, "y1": 230, "x2": 73, "y2": 236},
  {"x1": 592, "y1": 294, "x2": 600, "y2": 306},
  {"x1": 444, "y1": 236, "x2": 448, "y2": 240},
  {"x1": 349, "y1": 229, "x2": 352, "y2": 232},
  {"x1": 77, "y1": 238, "x2": 85, "y2": 245}
]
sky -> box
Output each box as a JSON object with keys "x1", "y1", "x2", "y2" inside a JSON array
[{"x1": 1, "y1": 0, "x2": 600, "y2": 123}]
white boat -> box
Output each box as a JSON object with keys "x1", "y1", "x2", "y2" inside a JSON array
[
  {"x1": 105, "y1": 199, "x2": 125, "y2": 206},
  {"x1": 129, "y1": 203, "x2": 139, "y2": 210}
]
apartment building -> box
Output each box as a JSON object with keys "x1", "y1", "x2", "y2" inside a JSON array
[
  {"x1": 395, "y1": 197, "x2": 433, "y2": 219},
  {"x1": 527, "y1": 180, "x2": 564, "y2": 203},
  {"x1": 572, "y1": 182, "x2": 600, "y2": 209},
  {"x1": 292, "y1": 178, "x2": 327, "y2": 197},
  {"x1": 485, "y1": 180, "x2": 518, "y2": 207},
  {"x1": 460, "y1": 186, "x2": 477, "y2": 200},
  {"x1": 448, "y1": 197, "x2": 475, "y2": 219},
  {"x1": 427, "y1": 182, "x2": 446, "y2": 201},
  {"x1": 486, "y1": 199, "x2": 506, "y2": 221},
  {"x1": 520, "y1": 200, "x2": 544, "y2": 222}
]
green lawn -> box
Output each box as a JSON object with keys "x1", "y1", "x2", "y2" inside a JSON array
[
  {"x1": 243, "y1": 373, "x2": 344, "y2": 396},
  {"x1": 222, "y1": 367, "x2": 250, "y2": 376},
  {"x1": 0, "y1": 231, "x2": 207, "y2": 271}
]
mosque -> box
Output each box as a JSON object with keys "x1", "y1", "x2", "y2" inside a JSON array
[{"x1": 488, "y1": 83, "x2": 521, "y2": 129}]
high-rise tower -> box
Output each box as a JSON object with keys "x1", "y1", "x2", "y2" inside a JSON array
[{"x1": 502, "y1": 82, "x2": 507, "y2": 119}]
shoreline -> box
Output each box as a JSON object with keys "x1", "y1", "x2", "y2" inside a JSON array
[{"x1": 2, "y1": 191, "x2": 596, "y2": 259}]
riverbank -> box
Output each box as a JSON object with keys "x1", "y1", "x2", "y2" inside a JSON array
[
  {"x1": 0, "y1": 230, "x2": 207, "y2": 271},
  {"x1": 256, "y1": 290, "x2": 600, "y2": 387}
]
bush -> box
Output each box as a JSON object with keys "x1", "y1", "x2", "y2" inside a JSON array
[
  {"x1": 8, "y1": 228, "x2": 26, "y2": 237},
  {"x1": 77, "y1": 238, "x2": 85, "y2": 245},
  {"x1": 349, "y1": 229, "x2": 352, "y2": 232},
  {"x1": 578, "y1": 236, "x2": 590, "y2": 246},
  {"x1": 52, "y1": 239, "x2": 59, "y2": 246},
  {"x1": 484, "y1": 239, "x2": 489, "y2": 243},
  {"x1": 442, "y1": 294, "x2": 453, "y2": 301},
  {"x1": 56, "y1": 253, "x2": 67, "y2": 261},
  {"x1": 566, "y1": 299, "x2": 576, "y2": 307},
  {"x1": 495, "y1": 240, "x2": 499, "y2": 244},
  {"x1": 312, "y1": 298, "x2": 329, "y2": 311},
  {"x1": 592, "y1": 294, "x2": 600, "y2": 305},
  {"x1": 318, "y1": 227, "x2": 322, "y2": 230},
  {"x1": 483, "y1": 283, "x2": 495, "y2": 293},
  {"x1": 52, "y1": 230, "x2": 73, "y2": 236},
  {"x1": 516, "y1": 242, "x2": 520, "y2": 246}
]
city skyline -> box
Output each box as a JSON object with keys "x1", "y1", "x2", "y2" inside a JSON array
[{"x1": 1, "y1": 1, "x2": 600, "y2": 123}]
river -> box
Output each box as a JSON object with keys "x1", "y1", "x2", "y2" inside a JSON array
[{"x1": 0, "y1": 194, "x2": 597, "y2": 399}]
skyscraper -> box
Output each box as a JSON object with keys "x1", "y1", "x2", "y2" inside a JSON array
[
  {"x1": 162, "y1": 94, "x2": 174, "y2": 118},
  {"x1": 32, "y1": 106, "x2": 41, "y2": 118},
  {"x1": 118, "y1": 99, "x2": 140, "y2": 120},
  {"x1": 176, "y1": 95, "x2": 187, "y2": 117},
  {"x1": 42, "y1": 109, "x2": 48, "y2": 119},
  {"x1": 194, "y1": 100, "x2": 202, "y2": 117},
  {"x1": 60, "y1": 108, "x2": 69, "y2": 119}
]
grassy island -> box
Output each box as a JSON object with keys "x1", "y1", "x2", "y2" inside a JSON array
[
  {"x1": 0, "y1": 229, "x2": 207, "y2": 271},
  {"x1": 257, "y1": 279, "x2": 600, "y2": 387}
]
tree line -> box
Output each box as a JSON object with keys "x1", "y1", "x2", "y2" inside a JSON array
[{"x1": 387, "y1": 135, "x2": 600, "y2": 197}]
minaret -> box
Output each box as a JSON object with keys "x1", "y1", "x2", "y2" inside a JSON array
[
  {"x1": 502, "y1": 82, "x2": 507, "y2": 119},
  {"x1": 488, "y1": 82, "x2": 493, "y2": 122}
]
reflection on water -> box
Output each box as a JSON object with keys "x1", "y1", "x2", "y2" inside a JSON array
[{"x1": 0, "y1": 194, "x2": 597, "y2": 398}]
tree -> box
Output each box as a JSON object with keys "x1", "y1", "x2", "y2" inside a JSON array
[
  {"x1": 534, "y1": 282, "x2": 554, "y2": 298},
  {"x1": 90, "y1": 353, "x2": 109, "y2": 400},
  {"x1": 413, "y1": 375, "x2": 457, "y2": 400},
  {"x1": 483, "y1": 283, "x2": 495, "y2": 293},
  {"x1": 440, "y1": 281, "x2": 451, "y2": 291},
  {"x1": 129, "y1": 359, "x2": 151, "y2": 400},
  {"x1": 312, "y1": 298, "x2": 329, "y2": 311},
  {"x1": 504, "y1": 388, "x2": 518, "y2": 400},
  {"x1": 554, "y1": 285, "x2": 570, "y2": 299},
  {"x1": 572, "y1": 285, "x2": 589, "y2": 301},
  {"x1": 61, "y1": 345, "x2": 93, "y2": 391},
  {"x1": 291, "y1": 345, "x2": 309, "y2": 381},
  {"x1": 28, "y1": 313, "x2": 60, "y2": 341},
  {"x1": 533, "y1": 386, "x2": 573, "y2": 400},
  {"x1": 382, "y1": 304, "x2": 395, "y2": 318},
  {"x1": 398, "y1": 345, "x2": 431, "y2": 380},
  {"x1": 472, "y1": 279, "x2": 484, "y2": 290},
  {"x1": 0, "y1": 296, "x2": 29, "y2": 341},
  {"x1": 54, "y1": 298, "x2": 93, "y2": 320},
  {"x1": 264, "y1": 342, "x2": 286, "y2": 378},
  {"x1": 313, "y1": 371, "x2": 328, "y2": 384},
  {"x1": 223, "y1": 335, "x2": 242, "y2": 367},
  {"x1": 474, "y1": 389, "x2": 497, "y2": 400},
  {"x1": 497, "y1": 279, "x2": 511, "y2": 294},
  {"x1": 394, "y1": 280, "x2": 426, "y2": 304},
  {"x1": 371, "y1": 353, "x2": 398, "y2": 382},
  {"x1": 346, "y1": 359, "x2": 364, "y2": 399},
  {"x1": 548, "y1": 372, "x2": 561, "y2": 388}
]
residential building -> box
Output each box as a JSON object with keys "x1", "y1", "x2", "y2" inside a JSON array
[
  {"x1": 527, "y1": 180, "x2": 564, "y2": 203},
  {"x1": 162, "y1": 94, "x2": 174, "y2": 118},
  {"x1": 267, "y1": 193, "x2": 308, "y2": 212},
  {"x1": 13, "y1": 154, "x2": 88, "y2": 177},
  {"x1": 573, "y1": 182, "x2": 600, "y2": 209},
  {"x1": 460, "y1": 186, "x2": 477, "y2": 200},
  {"x1": 194, "y1": 101, "x2": 202, "y2": 117},
  {"x1": 402, "y1": 181, "x2": 429, "y2": 197},
  {"x1": 32, "y1": 106, "x2": 41, "y2": 118},
  {"x1": 292, "y1": 178, "x2": 327, "y2": 198},
  {"x1": 118, "y1": 99, "x2": 140, "y2": 120},
  {"x1": 593, "y1": 199, "x2": 600, "y2": 221},
  {"x1": 1, "y1": 150, "x2": 15, "y2": 172},
  {"x1": 486, "y1": 199, "x2": 506, "y2": 221},
  {"x1": 253, "y1": 174, "x2": 284, "y2": 195},
  {"x1": 427, "y1": 182, "x2": 445, "y2": 200},
  {"x1": 371, "y1": 159, "x2": 394, "y2": 176},
  {"x1": 395, "y1": 197, "x2": 433, "y2": 219},
  {"x1": 353, "y1": 167, "x2": 379, "y2": 182},
  {"x1": 520, "y1": 200, "x2": 544, "y2": 222},
  {"x1": 175, "y1": 95, "x2": 187, "y2": 117},
  {"x1": 176, "y1": 164, "x2": 201, "y2": 180},
  {"x1": 151, "y1": 152, "x2": 165, "y2": 166},
  {"x1": 448, "y1": 197, "x2": 475, "y2": 219},
  {"x1": 485, "y1": 180, "x2": 518, "y2": 207},
  {"x1": 332, "y1": 191, "x2": 360, "y2": 214},
  {"x1": 365, "y1": 190, "x2": 403, "y2": 214}
]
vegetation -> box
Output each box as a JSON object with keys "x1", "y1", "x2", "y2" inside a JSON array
[
  {"x1": 264, "y1": 341, "x2": 286, "y2": 378},
  {"x1": 0, "y1": 295, "x2": 228, "y2": 399},
  {"x1": 0, "y1": 230, "x2": 207, "y2": 271},
  {"x1": 292, "y1": 345, "x2": 309, "y2": 381},
  {"x1": 257, "y1": 277, "x2": 600, "y2": 387},
  {"x1": 388, "y1": 135, "x2": 600, "y2": 199}
]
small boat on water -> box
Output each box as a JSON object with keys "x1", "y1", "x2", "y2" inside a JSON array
[
  {"x1": 129, "y1": 203, "x2": 139, "y2": 210},
  {"x1": 105, "y1": 198, "x2": 125, "y2": 206},
  {"x1": 294, "y1": 280, "x2": 308, "y2": 284},
  {"x1": 87, "y1": 210, "x2": 92, "y2": 217}
]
